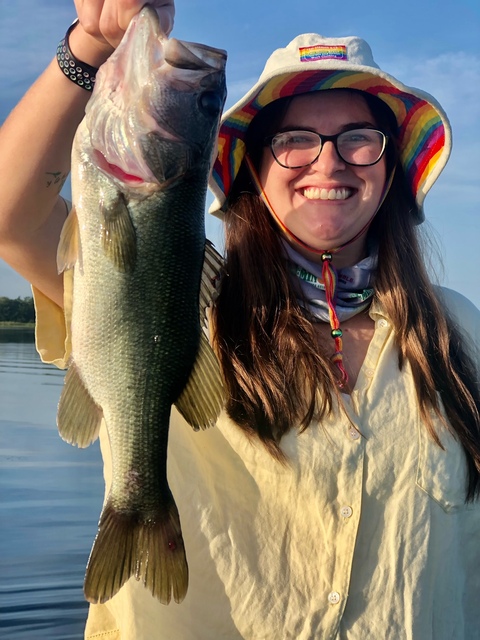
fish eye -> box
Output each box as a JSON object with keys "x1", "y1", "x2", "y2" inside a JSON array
[{"x1": 198, "y1": 91, "x2": 223, "y2": 117}]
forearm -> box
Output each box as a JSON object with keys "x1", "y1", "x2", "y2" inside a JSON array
[
  {"x1": 0, "y1": 20, "x2": 116, "y2": 235},
  {"x1": 0, "y1": 66, "x2": 84, "y2": 233},
  {"x1": 0, "y1": 25, "x2": 112, "y2": 306}
]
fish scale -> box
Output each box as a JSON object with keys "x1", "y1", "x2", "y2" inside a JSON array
[{"x1": 56, "y1": 6, "x2": 227, "y2": 606}]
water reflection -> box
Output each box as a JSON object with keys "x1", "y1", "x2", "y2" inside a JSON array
[
  {"x1": 0, "y1": 329, "x2": 103, "y2": 639},
  {"x1": 0, "y1": 328, "x2": 35, "y2": 344}
]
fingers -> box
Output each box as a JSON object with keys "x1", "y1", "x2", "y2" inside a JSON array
[{"x1": 73, "y1": 0, "x2": 175, "y2": 51}]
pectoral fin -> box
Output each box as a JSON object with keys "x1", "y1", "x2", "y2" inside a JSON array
[
  {"x1": 101, "y1": 194, "x2": 137, "y2": 272},
  {"x1": 57, "y1": 362, "x2": 103, "y2": 448}
]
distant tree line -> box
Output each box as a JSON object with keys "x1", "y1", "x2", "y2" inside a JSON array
[{"x1": 0, "y1": 296, "x2": 35, "y2": 323}]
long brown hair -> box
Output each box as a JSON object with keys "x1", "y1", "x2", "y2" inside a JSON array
[{"x1": 212, "y1": 90, "x2": 480, "y2": 500}]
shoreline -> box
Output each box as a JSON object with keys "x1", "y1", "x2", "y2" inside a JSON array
[{"x1": 0, "y1": 322, "x2": 35, "y2": 330}]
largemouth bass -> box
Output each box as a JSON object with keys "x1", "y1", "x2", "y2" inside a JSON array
[{"x1": 56, "y1": 6, "x2": 227, "y2": 605}]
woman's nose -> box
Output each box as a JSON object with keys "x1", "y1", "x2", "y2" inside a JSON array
[{"x1": 311, "y1": 141, "x2": 346, "y2": 175}]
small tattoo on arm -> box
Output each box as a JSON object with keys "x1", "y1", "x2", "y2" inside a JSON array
[{"x1": 46, "y1": 171, "x2": 68, "y2": 192}]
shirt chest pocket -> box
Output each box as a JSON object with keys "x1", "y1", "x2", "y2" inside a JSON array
[{"x1": 416, "y1": 416, "x2": 469, "y2": 513}]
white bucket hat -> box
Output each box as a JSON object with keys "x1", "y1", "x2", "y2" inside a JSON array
[{"x1": 209, "y1": 33, "x2": 452, "y2": 221}]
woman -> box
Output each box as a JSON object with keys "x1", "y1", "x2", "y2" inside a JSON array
[{"x1": 0, "y1": 2, "x2": 479, "y2": 638}]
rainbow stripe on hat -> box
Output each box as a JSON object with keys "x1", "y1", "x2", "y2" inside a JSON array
[
  {"x1": 211, "y1": 67, "x2": 448, "y2": 217},
  {"x1": 299, "y1": 45, "x2": 348, "y2": 62}
]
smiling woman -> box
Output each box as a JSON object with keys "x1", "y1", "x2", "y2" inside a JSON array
[
  {"x1": 210, "y1": 31, "x2": 480, "y2": 637},
  {"x1": 257, "y1": 91, "x2": 388, "y2": 264}
]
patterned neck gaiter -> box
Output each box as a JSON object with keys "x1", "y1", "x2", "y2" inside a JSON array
[{"x1": 282, "y1": 239, "x2": 377, "y2": 323}]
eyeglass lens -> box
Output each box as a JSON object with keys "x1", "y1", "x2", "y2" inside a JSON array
[{"x1": 270, "y1": 129, "x2": 387, "y2": 168}]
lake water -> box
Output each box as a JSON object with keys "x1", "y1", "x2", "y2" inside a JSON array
[{"x1": 0, "y1": 328, "x2": 104, "y2": 639}]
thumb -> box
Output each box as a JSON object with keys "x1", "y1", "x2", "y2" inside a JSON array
[{"x1": 153, "y1": 1, "x2": 175, "y2": 36}]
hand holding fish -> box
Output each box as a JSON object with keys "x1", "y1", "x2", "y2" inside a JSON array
[{"x1": 70, "y1": 0, "x2": 176, "y2": 65}]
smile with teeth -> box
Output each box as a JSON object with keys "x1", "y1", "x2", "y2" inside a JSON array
[{"x1": 302, "y1": 187, "x2": 353, "y2": 201}]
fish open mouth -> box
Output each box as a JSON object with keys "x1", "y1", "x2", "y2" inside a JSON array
[{"x1": 84, "y1": 6, "x2": 226, "y2": 192}]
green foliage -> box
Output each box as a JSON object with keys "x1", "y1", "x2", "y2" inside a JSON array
[{"x1": 0, "y1": 296, "x2": 35, "y2": 323}]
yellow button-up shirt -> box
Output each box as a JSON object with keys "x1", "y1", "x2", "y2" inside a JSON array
[{"x1": 33, "y1": 284, "x2": 480, "y2": 640}]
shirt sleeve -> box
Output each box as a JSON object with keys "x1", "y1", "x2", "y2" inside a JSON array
[{"x1": 32, "y1": 269, "x2": 73, "y2": 369}]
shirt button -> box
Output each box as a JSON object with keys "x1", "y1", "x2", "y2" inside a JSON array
[
  {"x1": 349, "y1": 427, "x2": 360, "y2": 440},
  {"x1": 341, "y1": 506, "x2": 353, "y2": 518},
  {"x1": 328, "y1": 591, "x2": 341, "y2": 605},
  {"x1": 378, "y1": 319, "x2": 388, "y2": 328},
  {"x1": 365, "y1": 368, "x2": 375, "y2": 377}
]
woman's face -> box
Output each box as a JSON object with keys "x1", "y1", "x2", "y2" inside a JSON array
[{"x1": 259, "y1": 91, "x2": 387, "y2": 266}]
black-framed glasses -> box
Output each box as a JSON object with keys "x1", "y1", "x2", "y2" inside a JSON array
[{"x1": 264, "y1": 128, "x2": 389, "y2": 169}]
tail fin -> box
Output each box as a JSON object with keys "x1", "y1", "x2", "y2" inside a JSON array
[{"x1": 84, "y1": 498, "x2": 188, "y2": 605}]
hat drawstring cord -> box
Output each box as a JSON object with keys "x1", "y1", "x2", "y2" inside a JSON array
[{"x1": 320, "y1": 251, "x2": 349, "y2": 387}]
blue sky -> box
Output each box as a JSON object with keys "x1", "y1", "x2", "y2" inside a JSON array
[{"x1": 1, "y1": 0, "x2": 479, "y2": 306}]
